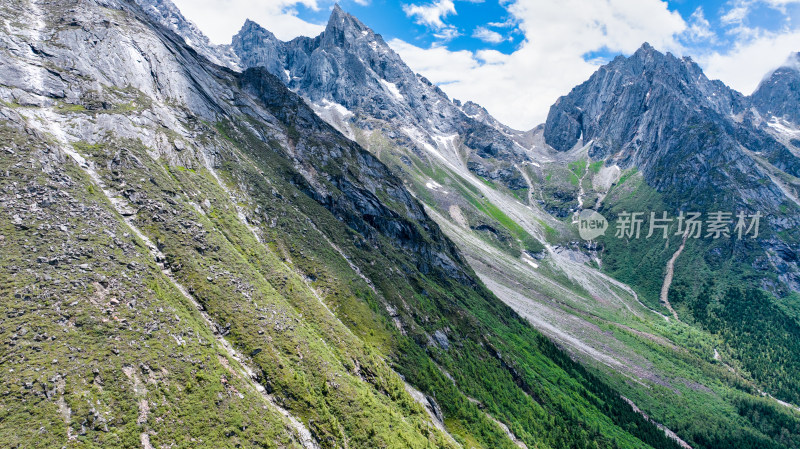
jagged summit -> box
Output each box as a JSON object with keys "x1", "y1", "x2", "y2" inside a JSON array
[
  {"x1": 633, "y1": 41, "x2": 656, "y2": 56},
  {"x1": 327, "y1": 3, "x2": 358, "y2": 29},
  {"x1": 752, "y1": 51, "x2": 800, "y2": 124},
  {"x1": 322, "y1": 4, "x2": 375, "y2": 49},
  {"x1": 544, "y1": 43, "x2": 746, "y2": 154},
  {"x1": 607, "y1": 42, "x2": 706, "y2": 83},
  {"x1": 134, "y1": 0, "x2": 241, "y2": 69},
  {"x1": 232, "y1": 4, "x2": 530, "y2": 189}
]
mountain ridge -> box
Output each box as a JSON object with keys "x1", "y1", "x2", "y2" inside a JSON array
[
  {"x1": 0, "y1": 0, "x2": 695, "y2": 448},
  {"x1": 225, "y1": 7, "x2": 800, "y2": 448}
]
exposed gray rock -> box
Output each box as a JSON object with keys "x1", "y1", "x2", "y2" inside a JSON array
[
  {"x1": 543, "y1": 43, "x2": 800, "y2": 293},
  {"x1": 231, "y1": 5, "x2": 529, "y2": 190},
  {"x1": 752, "y1": 52, "x2": 800, "y2": 125},
  {"x1": 133, "y1": 0, "x2": 241, "y2": 70}
]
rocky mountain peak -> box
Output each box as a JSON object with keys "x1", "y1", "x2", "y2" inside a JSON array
[
  {"x1": 241, "y1": 18, "x2": 273, "y2": 38},
  {"x1": 752, "y1": 51, "x2": 800, "y2": 125},
  {"x1": 133, "y1": 0, "x2": 241, "y2": 69},
  {"x1": 327, "y1": 3, "x2": 356, "y2": 29},
  {"x1": 322, "y1": 3, "x2": 372, "y2": 48},
  {"x1": 631, "y1": 41, "x2": 657, "y2": 59},
  {"x1": 232, "y1": 19, "x2": 288, "y2": 82},
  {"x1": 544, "y1": 43, "x2": 745, "y2": 153},
  {"x1": 608, "y1": 43, "x2": 703, "y2": 83},
  {"x1": 231, "y1": 4, "x2": 530, "y2": 194}
]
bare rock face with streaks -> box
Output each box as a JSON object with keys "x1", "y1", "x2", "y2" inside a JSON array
[
  {"x1": 752, "y1": 52, "x2": 800, "y2": 126},
  {"x1": 543, "y1": 43, "x2": 800, "y2": 292},
  {"x1": 231, "y1": 5, "x2": 530, "y2": 190}
]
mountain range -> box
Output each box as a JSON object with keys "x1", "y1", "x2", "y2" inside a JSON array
[{"x1": 2, "y1": 0, "x2": 800, "y2": 448}]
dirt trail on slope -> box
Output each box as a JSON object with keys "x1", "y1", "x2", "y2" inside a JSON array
[{"x1": 660, "y1": 232, "x2": 688, "y2": 321}]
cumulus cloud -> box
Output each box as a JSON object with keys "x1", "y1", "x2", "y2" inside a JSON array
[
  {"x1": 701, "y1": 30, "x2": 800, "y2": 94},
  {"x1": 171, "y1": 0, "x2": 325, "y2": 43},
  {"x1": 685, "y1": 7, "x2": 715, "y2": 43},
  {"x1": 472, "y1": 26, "x2": 507, "y2": 43},
  {"x1": 393, "y1": 0, "x2": 687, "y2": 129},
  {"x1": 402, "y1": 0, "x2": 456, "y2": 29}
]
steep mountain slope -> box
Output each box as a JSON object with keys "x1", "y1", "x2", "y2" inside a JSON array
[
  {"x1": 0, "y1": 1, "x2": 692, "y2": 448},
  {"x1": 544, "y1": 43, "x2": 800, "y2": 294},
  {"x1": 752, "y1": 52, "x2": 800, "y2": 126},
  {"x1": 232, "y1": 5, "x2": 531, "y2": 192},
  {"x1": 539, "y1": 42, "x2": 800, "y2": 434},
  {"x1": 227, "y1": 7, "x2": 800, "y2": 449},
  {"x1": 133, "y1": 0, "x2": 240, "y2": 69}
]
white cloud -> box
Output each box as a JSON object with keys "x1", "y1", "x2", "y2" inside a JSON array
[
  {"x1": 487, "y1": 18, "x2": 517, "y2": 28},
  {"x1": 433, "y1": 25, "x2": 461, "y2": 42},
  {"x1": 721, "y1": 0, "x2": 800, "y2": 24},
  {"x1": 393, "y1": 0, "x2": 688, "y2": 129},
  {"x1": 472, "y1": 26, "x2": 507, "y2": 43},
  {"x1": 171, "y1": 0, "x2": 325, "y2": 43},
  {"x1": 696, "y1": 0, "x2": 800, "y2": 93},
  {"x1": 685, "y1": 7, "x2": 715, "y2": 42},
  {"x1": 721, "y1": 3, "x2": 750, "y2": 25},
  {"x1": 402, "y1": 0, "x2": 456, "y2": 29},
  {"x1": 701, "y1": 30, "x2": 800, "y2": 94}
]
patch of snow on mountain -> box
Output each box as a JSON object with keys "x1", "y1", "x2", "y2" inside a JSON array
[
  {"x1": 380, "y1": 79, "x2": 403, "y2": 101},
  {"x1": 767, "y1": 117, "x2": 799, "y2": 137}
]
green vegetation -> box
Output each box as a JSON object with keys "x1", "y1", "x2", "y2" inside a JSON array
[
  {"x1": 590, "y1": 167, "x2": 800, "y2": 448},
  {"x1": 0, "y1": 126, "x2": 302, "y2": 449},
  {"x1": 189, "y1": 118, "x2": 682, "y2": 449}
]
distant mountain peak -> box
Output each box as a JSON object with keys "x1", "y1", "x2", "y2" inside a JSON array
[
  {"x1": 544, "y1": 42, "x2": 746, "y2": 155},
  {"x1": 133, "y1": 0, "x2": 241, "y2": 70},
  {"x1": 782, "y1": 51, "x2": 800, "y2": 71},
  {"x1": 325, "y1": 3, "x2": 366, "y2": 35},
  {"x1": 634, "y1": 42, "x2": 655, "y2": 55},
  {"x1": 752, "y1": 50, "x2": 800, "y2": 124}
]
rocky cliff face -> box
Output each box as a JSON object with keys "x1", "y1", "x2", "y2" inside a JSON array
[
  {"x1": 133, "y1": 0, "x2": 241, "y2": 69},
  {"x1": 542, "y1": 44, "x2": 800, "y2": 291},
  {"x1": 231, "y1": 5, "x2": 530, "y2": 190},
  {"x1": 752, "y1": 53, "x2": 800, "y2": 126},
  {"x1": 0, "y1": 1, "x2": 687, "y2": 448},
  {"x1": 236, "y1": 66, "x2": 470, "y2": 283}
]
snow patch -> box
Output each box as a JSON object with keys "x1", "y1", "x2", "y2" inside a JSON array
[
  {"x1": 523, "y1": 258, "x2": 539, "y2": 269},
  {"x1": 767, "y1": 117, "x2": 800, "y2": 137},
  {"x1": 402, "y1": 126, "x2": 440, "y2": 158},
  {"x1": 426, "y1": 180, "x2": 442, "y2": 189},
  {"x1": 320, "y1": 99, "x2": 353, "y2": 117},
  {"x1": 380, "y1": 79, "x2": 403, "y2": 101},
  {"x1": 425, "y1": 179, "x2": 448, "y2": 194}
]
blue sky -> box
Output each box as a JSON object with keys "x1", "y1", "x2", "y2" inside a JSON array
[
  {"x1": 172, "y1": 0, "x2": 800, "y2": 128},
  {"x1": 294, "y1": 0, "x2": 524, "y2": 54},
  {"x1": 293, "y1": 0, "x2": 798, "y2": 59}
]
